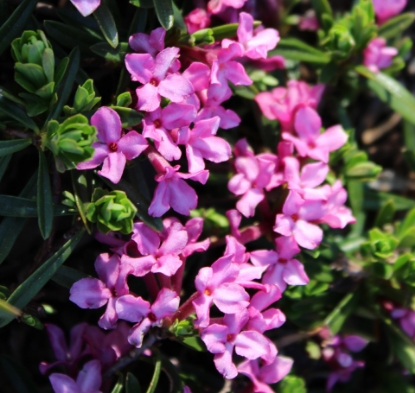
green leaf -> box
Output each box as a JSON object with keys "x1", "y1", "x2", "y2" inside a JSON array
[
  {"x1": 0, "y1": 355, "x2": 40, "y2": 393},
  {"x1": 130, "y1": 0, "x2": 153, "y2": 7},
  {"x1": 47, "y1": 48, "x2": 80, "y2": 122},
  {"x1": 278, "y1": 375, "x2": 307, "y2": 393},
  {"x1": 384, "y1": 317, "x2": 415, "y2": 373},
  {"x1": 0, "y1": 94, "x2": 39, "y2": 132},
  {"x1": 356, "y1": 66, "x2": 415, "y2": 125},
  {"x1": 0, "y1": 195, "x2": 72, "y2": 217},
  {"x1": 90, "y1": 42, "x2": 128, "y2": 62},
  {"x1": 51, "y1": 265, "x2": 88, "y2": 289},
  {"x1": 0, "y1": 0, "x2": 38, "y2": 57},
  {"x1": 0, "y1": 139, "x2": 31, "y2": 158},
  {"x1": 364, "y1": 188, "x2": 415, "y2": 211},
  {"x1": 110, "y1": 374, "x2": 124, "y2": 393},
  {"x1": 37, "y1": 150, "x2": 53, "y2": 239},
  {"x1": 270, "y1": 38, "x2": 331, "y2": 64},
  {"x1": 0, "y1": 154, "x2": 11, "y2": 182},
  {"x1": 0, "y1": 229, "x2": 84, "y2": 327},
  {"x1": 181, "y1": 336, "x2": 206, "y2": 352},
  {"x1": 146, "y1": 354, "x2": 162, "y2": 393},
  {"x1": 324, "y1": 292, "x2": 359, "y2": 334},
  {"x1": 0, "y1": 172, "x2": 37, "y2": 266},
  {"x1": 310, "y1": 0, "x2": 333, "y2": 30},
  {"x1": 126, "y1": 373, "x2": 142, "y2": 393},
  {"x1": 397, "y1": 207, "x2": 415, "y2": 237},
  {"x1": 404, "y1": 120, "x2": 415, "y2": 151},
  {"x1": 375, "y1": 199, "x2": 396, "y2": 228},
  {"x1": 0, "y1": 299, "x2": 22, "y2": 319},
  {"x1": 110, "y1": 106, "x2": 143, "y2": 127},
  {"x1": 101, "y1": 177, "x2": 162, "y2": 232},
  {"x1": 378, "y1": 13, "x2": 415, "y2": 39},
  {"x1": 154, "y1": 0, "x2": 174, "y2": 30},
  {"x1": 71, "y1": 171, "x2": 92, "y2": 233},
  {"x1": 94, "y1": 3, "x2": 119, "y2": 48}
]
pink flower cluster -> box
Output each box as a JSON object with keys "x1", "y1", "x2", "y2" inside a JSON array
[
  {"x1": 321, "y1": 334, "x2": 368, "y2": 391},
  {"x1": 363, "y1": 37, "x2": 398, "y2": 74},
  {"x1": 41, "y1": 322, "x2": 132, "y2": 393}
]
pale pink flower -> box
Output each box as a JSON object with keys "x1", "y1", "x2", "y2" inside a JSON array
[
  {"x1": 373, "y1": 0, "x2": 407, "y2": 24},
  {"x1": 184, "y1": 8, "x2": 211, "y2": 33},
  {"x1": 70, "y1": 0, "x2": 100, "y2": 17},
  {"x1": 363, "y1": 37, "x2": 398, "y2": 73},
  {"x1": 299, "y1": 10, "x2": 320, "y2": 31},
  {"x1": 207, "y1": 0, "x2": 248, "y2": 14},
  {"x1": 129, "y1": 27, "x2": 165, "y2": 57}
]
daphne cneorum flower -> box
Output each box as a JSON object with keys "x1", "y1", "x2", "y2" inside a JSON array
[{"x1": 86, "y1": 188, "x2": 137, "y2": 235}]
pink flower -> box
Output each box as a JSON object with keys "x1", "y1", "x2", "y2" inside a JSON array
[
  {"x1": 363, "y1": 37, "x2": 398, "y2": 73},
  {"x1": 77, "y1": 107, "x2": 148, "y2": 184},
  {"x1": 237, "y1": 356, "x2": 293, "y2": 393},
  {"x1": 115, "y1": 288, "x2": 180, "y2": 347},
  {"x1": 201, "y1": 311, "x2": 274, "y2": 379},
  {"x1": 49, "y1": 359, "x2": 102, "y2": 393},
  {"x1": 69, "y1": 253, "x2": 133, "y2": 329},
  {"x1": 178, "y1": 116, "x2": 231, "y2": 173},
  {"x1": 255, "y1": 80, "x2": 325, "y2": 132},
  {"x1": 228, "y1": 139, "x2": 279, "y2": 217},
  {"x1": 282, "y1": 106, "x2": 348, "y2": 163},
  {"x1": 148, "y1": 165, "x2": 209, "y2": 217},
  {"x1": 207, "y1": 0, "x2": 248, "y2": 14},
  {"x1": 129, "y1": 27, "x2": 166, "y2": 57},
  {"x1": 121, "y1": 221, "x2": 189, "y2": 277},
  {"x1": 234, "y1": 12, "x2": 280, "y2": 59},
  {"x1": 125, "y1": 47, "x2": 194, "y2": 112},
  {"x1": 391, "y1": 308, "x2": 415, "y2": 339},
  {"x1": 373, "y1": 0, "x2": 407, "y2": 24},
  {"x1": 250, "y1": 55, "x2": 286, "y2": 72},
  {"x1": 299, "y1": 11, "x2": 320, "y2": 31},
  {"x1": 39, "y1": 323, "x2": 88, "y2": 375},
  {"x1": 193, "y1": 254, "x2": 250, "y2": 327},
  {"x1": 184, "y1": 8, "x2": 211, "y2": 34},
  {"x1": 70, "y1": 0, "x2": 100, "y2": 17},
  {"x1": 226, "y1": 209, "x2": 262, "y2": 245},
  {"x1": 274, "y1": 191, "x2": 325, "y2": 250}
]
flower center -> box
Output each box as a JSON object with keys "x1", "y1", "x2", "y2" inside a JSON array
[
  {"x1": 291, "y1": 213, "x2": 299, "y2": 222},
  {"x1": 204, "y1": 288, "x2": 212, "y2": 296},
  {"x1": 150, "y1": 78, "x2": 159, "y2": 87},
  {"x1": 109, "y1": 142, "x2": 118, "y2": 152},
  {"x1": 308, "y1": 141, "x2": 316, "y2": 149},
  {"x1": 148, "y1": 312, "x2": 157, "y2": 322},
  {"x1": 154, "y1": 119, "x2": 162, "y2": 128},
  {"x1": 226, "y1": 334, "x2": 235, "y2": 343},
  {"x1": 279, "y1": 258, "x2": 288, "y2": 264}
]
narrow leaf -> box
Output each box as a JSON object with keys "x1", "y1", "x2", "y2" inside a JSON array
[
  {"x1": 0, "y1": 299, "x2": 22, "y2": 319},
  {"x1": 110, "y1": 374, "x2": 124, "y2": 393},
  {"x1": 51, "y1": 265, "x2": 88, "y2": 289},
  {"x1": 37, "y1": 150, "x2": 53, "y2": 239},
  {"x1": 47, "y1": 48, "x2": 80, "y2": 122},
  {"x1": 324, "y1": 292, "x2": 359, "y2": 334},
  {"x1": 0, "y1": 229, "x2": 84, "y2": 327},
  {"x1": 71, "y1": 171, "x2": 91, "y2": 234},
  {"x1": 0, "y1": 94, "x2": 39, "y2": 132},
  {"x1": 130, "y1": 0, "x2": 154, "y2": 7},
  {"x1": 357, "y1": 66, "x2": 415, "y2": 125},
  {"x1": 146, "y1": 355, "x2": 162, "y2": 393},
  {"x1": 154, "y1": 0, "x2": 174, "y2": 30},
  {"x1": 0, "y1": 195, "x2": 72, "y2": 217},
  {"x1": 126, "y1": 372, "x2": 142, "y2": 393},
  {"x1": 374, "y1": 199, "x2": 396, "y2": 228},
  {"x1": 364, "y1": 188, "x2": 415, "y2": 211},
  {"x1": 310, "y1": 0, "x2": 333, "y2": 30},
  {"x1": 0, "y1": 139, "x2": 31, "y2": 158},
  {"x1": 0, "y1": 0, "x2": 38, "y2": 57},
  {"x1": 0, "y1": 172, "x2": 37, "y2": 266},
  {"x1": 94, "y1": 3, "x2": 119, "y2": 48},
  {"x1": 378, "y1": 13, "x2": 415, "y2": 39},
  {"x1": 90, "y1": 42, "x2": 128, "y2": 62},
  {"x1": 0, "y1": 154, "x2": 11, "y2": 182}
]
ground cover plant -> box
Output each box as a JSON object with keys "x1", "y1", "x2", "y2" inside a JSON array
[{"x1": 2, "y1": 0, "x2": 415, "y2": 392}]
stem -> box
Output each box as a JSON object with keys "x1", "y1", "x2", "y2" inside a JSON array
[
  {"x1": 104, "y1": 334, "x2": 158, "y2": 378},
  {"x1": 157, "y1": 273, "x2": 172, "y2": 290},
  {"x1": 2, "y1": 129, "x2": 33, "y2": 139},
  {"x1": 143, "y1": 273, "x2": 160, "y2": 301},
  {"x1": 172, "y1": 292, "x2": 199, "y2": 322},
  {"x1": 171, "y1": 256, "x2": 186, "y2": 294}
]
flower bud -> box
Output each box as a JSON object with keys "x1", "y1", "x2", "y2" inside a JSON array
[
  {"x1": 64, "y1": 79, "x2": 101, "y2": 116},
  {"x1": 44, "y1": 115, "x2": 96, "y2": 172},
  {"x1": 11, "y1": 30, "x2": 51, "y2": 66},
  {"x1": 86, "y1": 188, "x2": 137, "y2": 234}
]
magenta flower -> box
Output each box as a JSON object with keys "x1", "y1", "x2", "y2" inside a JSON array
[
  {"x1": 226, "y1": 209, "x2": 262, "y2": 245},
  {"x1": 319, "y1": 181, "x2": 356, "y2": 229},
  {"x1": 237, "y1": 356, "x2": 294, "y2": 393},
  {"x1": 299, "y1": 10, "x2": 320, "y2": 31},
  {"x1": 228, "y1": 139, "x2": 279, "y2": 217},
  {"x1": 115, "y1": 288, "x2": 180, "y2": 347},
  {"x1": 274, "y1": 191, "x2": 325, "y2": 250},
  {"x1": 143, "y1": 103, "x2": 196, "y2": 161},
  {"x1": 70, "y1": 0, "x2": 100, "y2": 17},
  {"x1": 129, "y1": 27, "x2": 165, "y2": 57},
  {"x1": 391, "y1": 308, "x2": 415, "y2": 339},
  {"x1": 77, "y1": 107, "x2": 148, "y2": 184},
  {"x1": 207, "y1": 0, "x2": 247, "y2": 14},
  {"x1": 49, "y1": 359, "x2": 102, "y2": 393},
  {"x1": 39, "y1": 323, "x2": 87, "y2": 375},
  {"x1": 200, "y1": 311, "x2": 273, "y2": 379},
  {"x1": 255, "y1": 80, "x2": 325, "y2": 132},
  {"x1": 363, "y1": 37, "x2": 398, "y2": 73},
  {"x1": 178, "y1": 116, "x2": 231, "y2": 173},
  {"x1": 184, "y1": 8, "x2": 211, "y2": 33},
  {"x1": 373, "y1": 0, "x2": 407, "y2": 24},
  {"x1": 125, "y1": 47, "x2": 194, "y2": 112},
  {"x1": 122, "y1": 221, "x2": 188, "y2": 277},
  {"x1": 69, "y1": 253, "x2": 132, "y2": 329},
  {"x1": 234, "y1": 12, "x2": 280, "y2": 59},
  {"x1": 193, "y1": 254, "x2": 250, "y2": 327},
  {"x1": 149, "y1": 165, "x2": 209, "y2": 217},
  {"x1": 282, "y1": 106, "x2": 348, "y2": 163}
]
